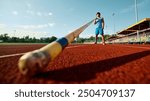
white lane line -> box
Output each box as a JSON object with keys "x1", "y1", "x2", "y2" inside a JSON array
[
  {"x1": 0, "y1": 45, "x2": 87, "y2": 59},
  {"x1": 117, "y1": 45, "x2": 150, "y2": 50},
  {"x1": 0, "y1": 53, "x2": 25, "y2": 59}
]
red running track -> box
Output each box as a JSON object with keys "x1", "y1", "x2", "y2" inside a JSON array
[{"x1": 0, "y1": 44, "x2": 150, "y2": 84}]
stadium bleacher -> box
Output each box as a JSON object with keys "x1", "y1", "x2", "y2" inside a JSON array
[{"x1": 106, "y1": 18, "x2": 150, "y2": 44}]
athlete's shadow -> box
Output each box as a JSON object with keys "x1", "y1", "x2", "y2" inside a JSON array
[{"x1": 35, "y1": 50, "x2": 150, "y2": 83}]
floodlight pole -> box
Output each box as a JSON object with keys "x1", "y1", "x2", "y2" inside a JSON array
[
  {"x1": 112, "y1": 13, "x2": 115, "y2": 34},
  {"x1": 135, "y1": 0, "x2": 138, "y2": 22},
  {"x1": 14, "y1": 30, "x2": 16, "y2": 37},
  {"x1": 135, "y1": 0, "x2": 140, "y2": 43}
]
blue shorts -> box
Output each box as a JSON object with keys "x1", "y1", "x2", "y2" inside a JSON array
[{"x1": 95, "y1": 28, "x2": 104, "y2": 35}]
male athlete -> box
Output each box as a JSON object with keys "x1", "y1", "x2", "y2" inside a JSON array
[{"x1": 94, "y1": 12, "x2": 105, "y2": 45}]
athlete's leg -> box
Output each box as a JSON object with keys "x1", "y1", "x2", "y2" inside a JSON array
[
  {"x1": 95, "y1": 28, "x2": 99, "y2": 44},
  {"x1": 95, "y1": 34, "x2": 98, "y2": 44},
  {"x1": 101, "y1": 34, "x2": 105, "y2": 45}
]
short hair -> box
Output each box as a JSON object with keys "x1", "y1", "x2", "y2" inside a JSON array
[{"x1": 96, "y1": 12, "x2": 101, "y2": 15}]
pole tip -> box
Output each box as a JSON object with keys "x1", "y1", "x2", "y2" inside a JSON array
[{"x1": 18, "y1": 50, "x2": 50, "y2": 76}]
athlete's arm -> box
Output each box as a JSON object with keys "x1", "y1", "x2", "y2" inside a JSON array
[
  {"x1": 94, "y1": 18, "x2": 98, "y2": 24},
  {"x1": 102, "y1": 17, "x2": 105, "y2": 29}
]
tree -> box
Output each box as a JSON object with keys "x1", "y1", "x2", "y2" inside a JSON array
[
  {"x1": 49, "y1": 36, "x2": 57, "y2": 42},
  {"x1": 0, "y1": 33, "x2": 9, "y2": 42},
  {"x1": 0, "y1": 33, "x2": 58, "y2": 43}
]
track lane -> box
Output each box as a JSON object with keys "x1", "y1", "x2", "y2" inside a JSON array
[{"x1": 0, "y1": 44, "x2": 150, "y2": 84}]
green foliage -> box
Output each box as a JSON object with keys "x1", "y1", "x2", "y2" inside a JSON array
[
  {"x1": 0, "y1": 34, "x2": 57, "y2": 43},
  {"x1": 0, "y1": 33, "x2": 111, "y2": 43},
  {"x1": 0, "y1": 33, "x2": 9, "y2": 42}
]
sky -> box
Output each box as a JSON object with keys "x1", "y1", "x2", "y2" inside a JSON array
[{"x1": 0, "y1": 0, "x2": 150, "y2": 38}]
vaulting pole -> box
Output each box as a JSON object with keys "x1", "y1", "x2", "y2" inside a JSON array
[{"x1": 18, "y1": 19, "x2": 94, "y2": 76}]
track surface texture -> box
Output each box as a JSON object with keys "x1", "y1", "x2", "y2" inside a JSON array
[{"x1": 0, "y1": 44, "x2": 150, "y2": 84}]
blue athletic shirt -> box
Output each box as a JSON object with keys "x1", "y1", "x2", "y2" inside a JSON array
[{"x1": 95, "y1": 17, "x2": 103, "y2": 29}]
